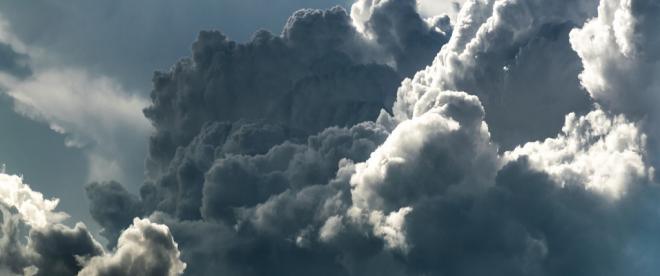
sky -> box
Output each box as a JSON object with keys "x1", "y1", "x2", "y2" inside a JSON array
[{"x1": 5, "y1": 0, "x2": 660, "y2": 275}]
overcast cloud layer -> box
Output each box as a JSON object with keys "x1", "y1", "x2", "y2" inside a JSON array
[{"x1": 3, "y1": 0, "x2": 660, "y2": 275}]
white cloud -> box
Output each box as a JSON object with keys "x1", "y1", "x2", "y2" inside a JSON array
[
  {"x1": 78, "y1": 218, "x2": 186, "y2": 276},
  {"x1": 505, "y1": 109, "x2": 653, "y2": 198},
  {"x1": 570, "y1": 0, "x2": 660, "y2": 118},
  {"x1": 0, "y1": 173, "x2": 67, "y2": 228},
  {"x1": 416, "y1": 0, "x2": 465, "y2": 20}
]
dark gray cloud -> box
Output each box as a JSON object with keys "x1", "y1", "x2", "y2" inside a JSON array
[
  {"x1": 86, "y1": 182, "x2": 144, "y2": 245},
  {"x1": 84, "y1": 1, "x2": 450, "y2": 273},
  {"x1": 59, "y1": 0, "x2": 660, "y2": 275},
  {"x1": 142, "y1": 4, "x2": 445, "y2": 178},
  {"x1": 0, "y1": 42, "x2": 30, "y2": 78},
  {"x1": 28, "y1": 223, "x2": 104, "y2": 276},
  {"x1": 352, "y1": 0, "x2": 450, "y2": 75},
  {"x1": 201, "y1": 121, "x2": 388, "y2": 224},
  {"x1": 401, "y1": 157, "x2": 660, "y2": 276}
]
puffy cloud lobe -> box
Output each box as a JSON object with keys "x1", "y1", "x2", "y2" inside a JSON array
[
  {"x1": 0, "y1": 173, "x2": 185, "y2": 275},
  {"x1": 78, "y1": 218, "x2": 186, "y2": 276},
  {"x1": 0, "y1": 174, "x2": 102, "y2": 275},
  {"x1": 27, "y1": 223, "x2": 104, "y2": 276},
  {"x1": 391, "y1": 0, "x2": 598, "y2": 149},
  {"x1": 349, "y1": 98, "x2": 657, "y2": 275},
  {"x1": 143, "y1": 4, "x2": 448, "y2": 178},
  {"x1": 570, "y1": 0, "x2": 660, "y2": 171},
  {"x1": 350, "y1": 0, "x2": 450, "y2": 75},
  {"x1": 570, "y1": 0, "x2": 660, "y2": 118},
  {"x1": 0, "y1": 173, "x2": 67, "y2": 228},
  {"x1": 201, "y1": 122, "x2": 388, "y2": 224},
  {"x1": 505, "y1": 109, "x2": 652, "y2": 198},
  {"x1": 349, "y1": 91, "x2": 498, "y2": 249},
  {"x1": 0, "y1": 203, "x2": 31, "y2": 274},
  {"x1": 86, "y1": 181, "x2": 144, "y2": 245}
]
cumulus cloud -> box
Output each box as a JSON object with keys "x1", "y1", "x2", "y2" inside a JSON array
[
  {"x1": 570, "y1": 0, "x2": 660, "y2": 118},
  {"x1": 570, "y1": 0, "x2": 660, "y2": 170},
  {"x1": 73, "y1": 0, "x2": 660, "y2": 275},
  {"x1": 78, "y1": 218, "x2": 186, "y2": 276},
  {"x1": 0, "y1": 172, "x2": 185, "y2": 275},
  {"x1": 106, "y1": 2, "x2": 452, "y2": 242},
  {"x1": 0, "y1": 173, "x2": 67, "y2": 228},
  {"x1": 506, "y1": 109, "x2": 652, "y2": 198},
  {"x1": 86, "y1": 181, "x2": 144, "y2": 244},
  {"x1": 142, "y1": 3, "x2": 448, "y2": 179},
  {"x1": 390, "y1": 0, "x2": 598, "y2": 149}
]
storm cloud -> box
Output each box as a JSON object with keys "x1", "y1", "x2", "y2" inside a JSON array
[
  {"x1": 81, "y1": 0, "x2": 660, "y2": 275},
  {"x1": 3, "y1": 0, "x2": 660, "y2": 275}
]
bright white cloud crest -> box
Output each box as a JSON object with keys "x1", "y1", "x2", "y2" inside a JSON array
[{"x1": 0, "y1": 173, "x2": 66, "y2": 229}]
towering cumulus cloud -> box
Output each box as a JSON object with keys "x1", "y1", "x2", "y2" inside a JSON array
[{"x1": 43, "y1": 0, "x2": 660, "y2": 274}]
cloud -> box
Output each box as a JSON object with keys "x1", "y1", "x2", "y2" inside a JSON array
[
  {"x1": 0, "y1": 173, "x2": 67, "y2": 228},
  {"x1": 348, "y1": 91, "x2": 498, "y2": 250},
  {"x1": 142, "y1": 3, "x2": 448, "y2": 180},
  {"x1": 1, "y1": 69, "x2": 151, "y2": 184},
  {"x1": 390, "y1": 0, "x2": 598, "y2": 149},
  {"x1": 570, "y1": 0, "x2": 660, "y2": 171},
  {"x1": 27, "y1": 222, "x2": 104, "y2": 276},
  {"x1": 0, "y1": 13, "x2": 151, "y2": 188},
  {"x1": 86, "y1": 181, "x2": 144, "y2": 245},
  {"x1": 505, "y1": 109, "x2": 652, "y2": 198},
  {"x1": 0, "y1": 171, "x2": 185, "y2": 275},
  {"x1": 350, "y1": 0, "x2": 450, "y2": 75},
  {"x1": 72, "y1": 0, "x2": 660, "y2": 275},
  {"x1": 78, "y1": 218, "x2": 186, "y2": 276},
  {"x1": 415, "y1": 0, "x2": 465, "y2": 20},
  {"x1": 570, "y1": 0, "x2": 660, "y2": 118},
  {"x1": 126, "y1": 2, "x2": 450, "y2": 242}
]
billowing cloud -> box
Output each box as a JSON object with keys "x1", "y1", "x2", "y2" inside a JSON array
[
  {"x1": 506, "y1": 109, "x2": 652, "y2": 198},
  {"x1": 1, "y1": 0, "x2": 650, "y2": 275},
  {"x1": 0, "y1": 173, "x2": 67, "y2": 228},
  {"x1": 78, "y1": 218, "x2": 186, "y2": 276},
  {"x1": 390, "y1": 0, "x2": 598, "y2": 149},
  {"x1": 570, "y1": 0, "x2": 660, "y2": 171},
  {"x1": 570, "y1": 0, "x2": 660, "y2": 118},
  {"x1": 0, "y1": 171, "x2": 185, "y2": 275}
]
